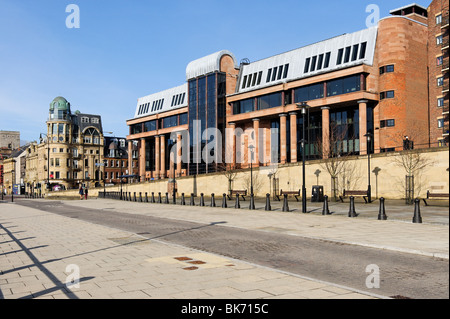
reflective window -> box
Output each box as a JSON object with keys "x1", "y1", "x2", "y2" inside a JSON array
[{"x1": 257, "y1": 92, "x2": 282, "y2": 110}]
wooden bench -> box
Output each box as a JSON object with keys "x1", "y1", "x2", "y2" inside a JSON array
[
  {"x1": 276, "y1": 189, "x2": 301, "y2": 201},
  {"x1": 339, "y1": 189, "x2": 369, "y2": 204},
  {"x1": 228, "y1": 190, "x2": 247, "y2": 201},
  {"x1": 422, "y1": 191, "x2": 449, "y2": 206}
]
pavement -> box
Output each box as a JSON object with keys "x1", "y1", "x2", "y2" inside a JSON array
[{"x1": 0, "y1": 195, "x2": 448, "y2": 300}]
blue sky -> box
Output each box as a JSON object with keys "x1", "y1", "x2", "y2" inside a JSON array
[{"x1": 0, "y1": 0, "x2": 430, "y2": 143}]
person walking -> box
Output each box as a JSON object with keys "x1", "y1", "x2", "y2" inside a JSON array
[
  {"x1": 84, "y1": 187, "x2": 89, "y2": 200},
  {"x1": 79, "y1": 185, "x2": 84, "y2": 200}
]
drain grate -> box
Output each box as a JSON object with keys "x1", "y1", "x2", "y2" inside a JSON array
[
  {"x1": 174, "y1": 257, "x2": 193, "y2": 261},
  {"x1": 187, "y1": 260, "x2": 206, "y2": 265},
  {"x1": 183, "y1": 266, "x2": 198, "y2": 271}
]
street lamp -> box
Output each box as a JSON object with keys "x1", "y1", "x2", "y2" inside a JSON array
[
  {"x1": 364, "y1": 132, "x2": 374, "y2": 203},
  {"x1": 11, "y1": 159, "x2": 16, "y2": 203},
  {"x1": 296, "y1": 102, "x2": 309, "y2": 213},
  {"x1": 118, "y1": 149, "x2": 124, "y2": 200},
  {"x1": 40, "y1": 133, "x2": 50, "y2": 194},
  {"x1": 248, "y1": 144, "x2": 255, "y2": 210}
]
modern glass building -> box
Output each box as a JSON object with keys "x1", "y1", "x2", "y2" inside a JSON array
[{"x1": 126, "y1": 1, "x2": 447, "y2": 182}]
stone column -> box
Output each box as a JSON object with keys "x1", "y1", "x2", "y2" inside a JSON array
[
  {"x1": 160, "y1": 135, "x2": 166, "y2": 179},
  {"x1": 289, "y1": 112, "x2": 297, "y2": 163},
  {"x1": 252, "y1": 118, "x2": 260, "y2": 166},
  {"x1": 358, "y1": 100, "x2": 368, "y2": 155},
  {"x1": 280, "y1": 114, "x2": 287, "y2": 164},
  {"x1": 227, "y1": 123, "x2": 236, "y2": 168},
  {"x1": 176, "y1": 132, "x2": 182, "y2": 177},
  {"x1": 127, "y1": 140, "x2": 133, "y2": 177},
  {"x1": 321, "y1": 107, "x2": 330, "y2": 159},
  {"x1": 154, "y1": 136, "x2": 160, "y2": 180},
  {"x1": 139, "y1": 138, "x2": 146, "y2": 182}
]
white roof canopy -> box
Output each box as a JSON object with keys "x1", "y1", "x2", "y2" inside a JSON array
[
  {"x1": 186, "y1": 50, "x2": 238, "y2": 80},
  {"x1": 134, "y1": 83, "x2": 187, "y2": 119},
  {"x1": 235, "y1": 26, "x2": 378, "y2": 94}
]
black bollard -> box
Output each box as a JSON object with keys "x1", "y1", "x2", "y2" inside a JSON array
[
  {"x1": 158, "y1": 192, "x2": 162, "y2": 203},
  {"x1": 200, "y1": 193, "x2": 205, "y2": 206},
  {"x1": 265, "y1": 193, "x2": 271, "y2": 211},
  {"x1": 139, "y1": 192, "x2": 142, "y2": 202},
  {"x1": 222, "y1": 193, "x2": 227, "y2": 208},
  {"x1": 235, "y1": 194, "x2": 240, "y2": 209},
  {"x1": 145, "y1": 192, "x2": 148, "y2": 202},
  {"x1": 165, "y1": 192, "x2": 169, "y2": 204},
  {"x1": 348, "y1": 196, "x2": 357, "y2": 217},
  {"x1": 249, "y1": 194, "x2": 255, "y2": 210},
  {"x1": 151, "y1": 192, "x2": 155, "y2": 203},
  {"x1": 210, "y1": 193, "x2": 216, "y2": 207},
  {"x1": 282, "y1": 194, "x2": 289, "y2": 212},
  {"x1": 133, "y1": 192, "x2": 137, "y2": 202},
  {"x1": 190, "y1": 193, "x2": 195, "y2": 206},
  {"x1": 322, "y1": 195, "x2": 330, "y2": 215},
  {"x1": 129, "y1": 192, "x2": 132, "y2": 201},
  {"x1": 181, "y1": 193, "x2": 186, "y2": 205},
  {"x1": 378, "y1": 197, "x2": 387, "y2": 220},
  {"x1": 412, "y1": 198, "x2": 422, "y2": 223}
]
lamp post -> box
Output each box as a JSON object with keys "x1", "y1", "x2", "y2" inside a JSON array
[
  {"x1": 11, "y1": 159, "x2": 16, "y2": 203},
  {"x1": 296, "y1": 102, "x2": 309, "y2": 213},
  {"x1": 118, "y1": 149, "x2": 124, "y2": 200},
  {"x1": 40, "y1": 133, "x2": 50, "y2": 194},
  {"x1": 364, "y1": 132, "x2": 373, "y2": 203},
  {"x1": 171, "y1": 147, "x2": 176, "y2": 204},
  {"x1": 248, "y1": 144, "x2": 255, "y2": 210}
]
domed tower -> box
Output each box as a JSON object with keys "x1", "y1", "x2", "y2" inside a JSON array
[{"x1": 45, "y1": 96, "x2": 74, "y2": 190}]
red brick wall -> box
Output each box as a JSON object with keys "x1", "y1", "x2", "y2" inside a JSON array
[
  {"x1": 376, "y1": 16, "x2": 429, "y2": 150},
  {"x1": 428, "y1": 0, "x2": 449, "y2": 145}
]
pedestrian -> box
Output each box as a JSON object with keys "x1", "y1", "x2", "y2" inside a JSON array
[
  {"x1": 85, "y1": 187, "x2": 89, "y2": 200},
  {"x1": 79, "y1": 185, "x2": 84, "y2": 200}
]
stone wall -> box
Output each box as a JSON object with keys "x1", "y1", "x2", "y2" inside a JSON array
[{"x1": 48, "y1": 147, "x2": 449, "y2": 200}]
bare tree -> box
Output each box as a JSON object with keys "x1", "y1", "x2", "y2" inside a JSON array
[
  {"x1": 218, "y1": 162, "x2": 239, "y2": 195},
  {"x1": 390, "y1": 128, "x2": 435, "y2": 203},
  {"x1": 317, "y1": 122, "x2": 357, "y2": 201},
  {"x1": 242, "y1": 168, "x2": 263, "y2": 195}
]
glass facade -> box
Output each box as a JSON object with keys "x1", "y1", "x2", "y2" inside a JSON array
[
  {"x1": 294, "y1": 83, "x2": 324, "y2": 102},
  {"x1": 257, "y1": 92, "x2": 282, "y2": 110},
  {"x1": 330, "y1": 108, "x2": 360, "y2": 155},
  {"x1": 233, "y1": 98, "x2": 254, "y2": 114},
  {"x1": 296, "y1": 112, "x2": 322, "y2": 160},
  {"x1": 326, "y1": 75, "x2": 361, "y2": 97},
  {"x1": 188, "y1": 72, "x2": 223, "y2": 175}
]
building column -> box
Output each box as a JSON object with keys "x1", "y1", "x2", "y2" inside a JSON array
[
  {"x1": 176, "y1": 132, "x2": 182, "y2": 177},
  {"x1": 289, "y1": 112, "x2": 297, "y2": 163},
  {"x1": 227, "y1": 123, "x2": 236, "y2": 169},
  {"x1": 154, "y1": 136, "x2": 160, "y2": 180},
  {"x1": 321, "y1": 107, "x2": 330, "y2": 159},
  {"x1": 160, "y1": 135, "x2": 166, "y2": 179},
  {"x1": 280, "y1": 114, "x2": 287, "y2": 164},
  {"x1": 127, "y1": 140, "x2": 133, "y2": 177},
  {"x1": 252, "y1": 118, "x2": 260, "y2": 166},
  {"x1": 139, "y1": 138, "x2": 146, "y2": 182},
  {"x1": 358, "y1": 100, "x2": 368, "y2": 155}
]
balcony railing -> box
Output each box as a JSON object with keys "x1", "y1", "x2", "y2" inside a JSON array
[
  {"x1": 443, "y1": 83, "x2": 449, "y2": 93},
  {"x1": 442, "y1": 16, "x2": 449, "y2": 28},
  {"x1": 443, "y1": 61, "x2": 449, "y2": 72},
  {"x1": 442, "y1": 39, "x2": 449, "y2": 50}
]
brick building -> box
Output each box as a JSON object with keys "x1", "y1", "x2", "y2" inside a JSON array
[{"x1": 126, "y1": 2, "x2": 449, "y2": 183}]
